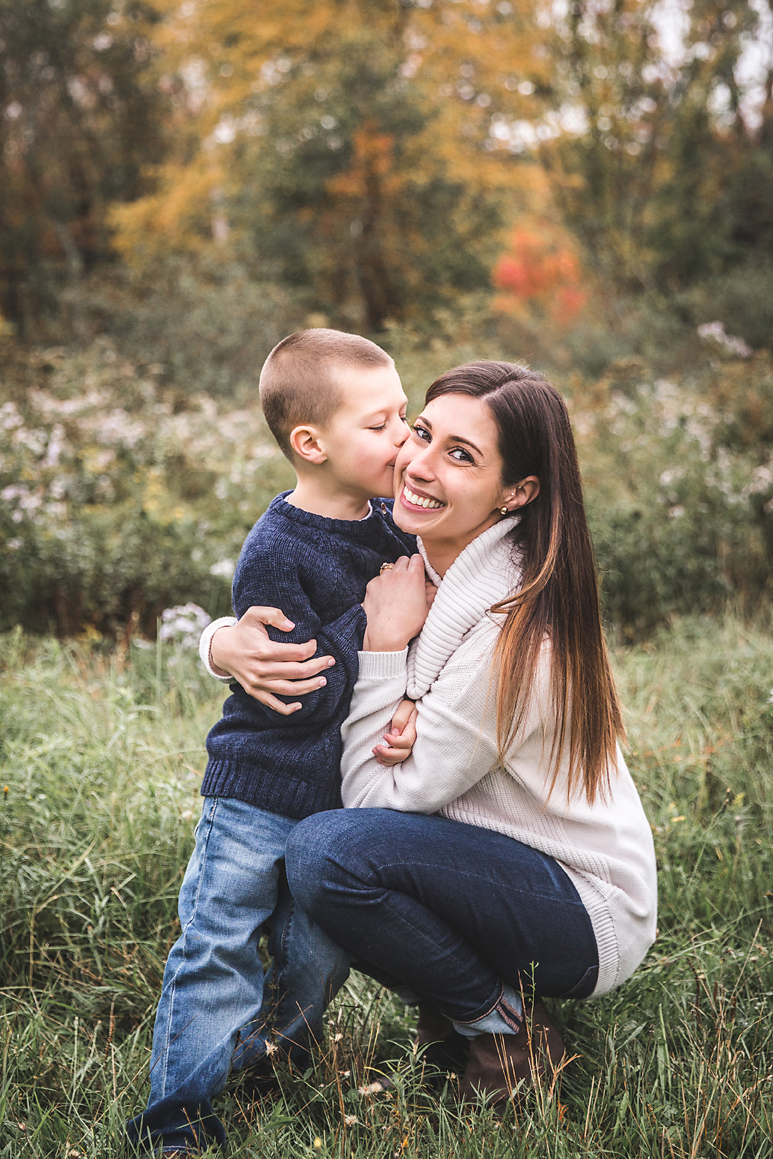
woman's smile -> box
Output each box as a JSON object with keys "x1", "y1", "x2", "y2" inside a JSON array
[
  {"x1": 399, "y1": 482, "x2": 446, "y2": 511},
  {"x1": 391, "y1": 394, "x2": 516, "y2": 575}
]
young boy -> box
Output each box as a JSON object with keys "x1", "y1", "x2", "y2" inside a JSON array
[{"x1": 126, "y1": 330, "x2": 417, "y2": 1156}]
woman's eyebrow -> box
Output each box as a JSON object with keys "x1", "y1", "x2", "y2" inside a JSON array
[
  {"x1": 448, "y1": 434, "x2": 483, "y2": 455},
  {"x1": 417, "y1": 416, "x2": 482, "y2": 456}
]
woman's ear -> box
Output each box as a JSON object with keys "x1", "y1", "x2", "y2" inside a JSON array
[
  {"x1": 289, "y1": 424, "x2": 328, "y2": 465},
  {"x1": 505, "y1": 476, "x2": 540, "y2": 511}
]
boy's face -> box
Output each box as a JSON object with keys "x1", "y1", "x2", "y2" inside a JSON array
[{"x1": 316, "y1": 364, "x2": 410, "y2": 500}]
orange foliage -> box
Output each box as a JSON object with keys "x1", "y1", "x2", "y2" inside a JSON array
[
  {"x1": 111, "y1": 0, "x2": 550, "y2": 260},
  {"x1": 493, "y1": 227, "x2": 586, "y2": 323},
  {"x1": 327, "y1": 126, "x2": 404, "y2": 201}
]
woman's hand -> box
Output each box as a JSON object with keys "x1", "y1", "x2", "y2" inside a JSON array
[
  {"x1": 373, "y1": 699, "x2": 417, "y2": 766},
  {"x1": 362, "y1": 554, "x2": 431, "y2": 652},
  {"x1": 210, "y1": 607, "x2": 335, "y2": 715}
]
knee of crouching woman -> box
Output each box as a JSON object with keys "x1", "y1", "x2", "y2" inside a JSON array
[{"x1": 285, "y1": 811, "x2": 343, "y2": 915}]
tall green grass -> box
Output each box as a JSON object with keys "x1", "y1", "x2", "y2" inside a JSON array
[{"x1": 1, "y1": 617, "x2": 772, "y2": 1157}]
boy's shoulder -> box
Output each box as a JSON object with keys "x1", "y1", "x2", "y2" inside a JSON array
[
  {"x1": 230, "y1": 492, "x2": 416, "y2": 618},
  {"x1": 241, "y1": 492, "x2": 414, "y2": 562},
  {"x1": 234, "y1": 491, "x2": 414, "y2": 577}
]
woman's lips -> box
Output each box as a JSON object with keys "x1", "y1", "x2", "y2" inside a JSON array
[{"x1": 401, "y1": 484, "x2": 445, "y2": 510}]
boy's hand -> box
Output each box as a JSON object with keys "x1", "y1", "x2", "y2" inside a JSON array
[
  {"x1": 210, "y1": 607, "x2": 335, "y2": 715},
  {"x1": 373, "y1": 699, "x2": 418, "y2": 766}
]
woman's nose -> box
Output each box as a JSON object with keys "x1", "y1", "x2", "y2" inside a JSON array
[{"x1": 408, "y1": 445, "x2": 436, "y2": 480}]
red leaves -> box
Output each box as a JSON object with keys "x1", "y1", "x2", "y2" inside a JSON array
[{"x1": 493, "y1": 227, "x2": 586, "y2": 321}]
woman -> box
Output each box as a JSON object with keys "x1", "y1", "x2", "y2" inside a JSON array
[
  {"x1": 282, "y1": 361, "x2": 657, "y2": 1103},
  {"x1": 214, "y1": 362, "x2": 657, "y2": 1104}
]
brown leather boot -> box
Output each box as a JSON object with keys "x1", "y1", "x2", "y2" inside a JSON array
[
  {"x1": 416, "y1": 1001, "x2": 455, "y2": 1046},
  {"x1": 458, "y1": 1001, "x2": 565, "y2": 1105},
  {"x1": 415, "y1": 1002, "x2": 469, "y2": 1075}
]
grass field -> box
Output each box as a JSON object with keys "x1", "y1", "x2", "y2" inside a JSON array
[{"x1": 1, "y1": 616, "x2": 772, "y2": 1158}]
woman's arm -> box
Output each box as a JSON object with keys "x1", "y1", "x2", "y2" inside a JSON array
[
  {"x1": 341, "y1": 624, "x2": 550, "y2": 814},
  {"x1": 200, "y1": 554, "x2": 431, "y2": 713},
  {"x1": 205, "y1": 608, "x2": 336, "y2": 714},
  {"x1": 199, "y1": 553, "x2": 430, "y2": 720}
]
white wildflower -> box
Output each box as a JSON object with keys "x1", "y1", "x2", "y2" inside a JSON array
[
  {"x1": 209, "y1": 559, "x2": 235, "y2": 579},
  {"x1": 697, "y1": 321, "x2": 752, "y2": 358},
  {"x1": 159, "y1": 603, "x2": 211, "y2": 647}
]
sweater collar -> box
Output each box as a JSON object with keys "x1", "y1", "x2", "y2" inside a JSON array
[
  {"x1": 271, "y1": 491, "x2": 388, "y2": 538},
  {"x1": 408, "y1": 516, "x2": 521, "y2": 698}
]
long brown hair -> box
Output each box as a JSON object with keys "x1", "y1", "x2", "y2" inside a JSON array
[{"x1": 425, "y1": 361, "x2": 624, "y2": 803}]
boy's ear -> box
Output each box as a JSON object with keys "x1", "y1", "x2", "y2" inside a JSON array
[{"x1": 289, "y1": 424, "x2": 328, "y2": 466}]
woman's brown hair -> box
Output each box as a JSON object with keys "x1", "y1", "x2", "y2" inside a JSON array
[{"x1": 425, "y1": 361, "x2": 624, "y2": 803}]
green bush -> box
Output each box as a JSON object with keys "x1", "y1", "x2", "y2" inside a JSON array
[
  {"x1": 2, "y1": 331, "x2": 771, "y2": 640},
  {"x1": 573, "y1": 354, "x2": 773, "y2": 636},
  {"x1": 0, "y1": 341, "x2": 294, "y2": 636},
  {"x1": 62, "y1": 257, "x2": 314, "y2": 399}
]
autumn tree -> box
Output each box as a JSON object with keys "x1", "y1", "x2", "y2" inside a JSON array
[
  {"x1": 541, "y1": 0, "x2": 773, "y2": 296},
  {"x1": 111, "y1": 0, "x2": 554, "y2": 331},
  {"x1": 0, "y1": 0, "x2": 169, "y2": 336},
  {"x1": 493, "y1": 224, "x2": 586, "y2": 321}
]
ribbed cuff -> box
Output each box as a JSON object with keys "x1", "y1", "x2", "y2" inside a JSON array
[
  {"x1": 356, "y1": 649, "x2": 409, "y2": 680},
  {"x1": 562, "y1": 868, "x2": 617, "y2": 998},
  {"x1": 199, "y1": 616, "x2": 238, "y2": 680}
]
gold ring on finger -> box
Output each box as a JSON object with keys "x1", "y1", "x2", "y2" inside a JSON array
[{"x1": 380, "y1": 562, "x2": 395, "y2": 574}]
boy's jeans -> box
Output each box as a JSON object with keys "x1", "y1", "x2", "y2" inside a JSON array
[{"x1": 125, "y1": 797, "x2": 350, "y2": 1154}]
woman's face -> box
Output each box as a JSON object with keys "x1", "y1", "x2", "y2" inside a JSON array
[{"x1": 393, "y1": 392, "x2": 535, "y2": 558}]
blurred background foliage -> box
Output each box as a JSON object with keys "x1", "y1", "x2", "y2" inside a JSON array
[{"x1": 1, "y1": 0, "x2": 772, "y2": 638}]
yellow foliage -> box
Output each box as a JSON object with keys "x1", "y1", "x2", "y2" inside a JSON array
[
  {"x1": 109, "y1": 0, "x2": 556, "y2": 321},
  {"x1": 109, "y1": 159, "x2": 221, "y2": 264}
]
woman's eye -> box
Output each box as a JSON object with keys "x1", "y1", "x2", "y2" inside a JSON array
[
  {"x1": 413, "y1": 424, "x2": 431, "y2": 442},
  {"x1": 450, "y1": 447, "x2": 473, "y2": 463}
]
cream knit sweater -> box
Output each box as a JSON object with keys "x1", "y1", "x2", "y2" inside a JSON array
[{"x1": 340, "y1": 518, "x2": 658, "y2": 998}]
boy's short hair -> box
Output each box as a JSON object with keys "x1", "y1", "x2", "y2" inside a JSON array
[{"x1": 259, "y1": 329, "x2": 394, "y2": 459}]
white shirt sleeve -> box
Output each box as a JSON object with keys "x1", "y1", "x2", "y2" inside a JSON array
[{"x1": 199, "y1": 616, "x2": 238, "y2": 681}]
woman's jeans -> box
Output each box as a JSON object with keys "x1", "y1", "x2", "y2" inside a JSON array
[
  {"x1": 285, "y1": 809, "x2": 599, "y2": 1029},
  {"x1": 125, "y1": 798, "x2": 350, "y2": 1155}
]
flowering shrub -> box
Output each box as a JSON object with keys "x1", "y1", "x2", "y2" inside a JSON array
[
  {"x1": 571, "y1": 353, "x2": 773, "y2": 636},
  {"x1": 1, "y1": 338, "x2": 771, "y2": 640},
  {"x1": 158, "y1": 603, "x2": 212, "y2": 649},
  {"x1": 0, "y1": 341, "x2": 293, "y2": 636}
]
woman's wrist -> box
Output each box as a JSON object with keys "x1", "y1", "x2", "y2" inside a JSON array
[
  {"x1": 362, "y1": 628, "x2": 412, "y2": 652},
  {"x1": 200, "y1": 617, "x2": 238, "y2": 679}
]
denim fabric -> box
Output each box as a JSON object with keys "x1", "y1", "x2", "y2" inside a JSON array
[
  {"x1": 125, "y1": 798, "x2": 350, "y2": 1154},
  {"x1": 285, "y1": 809, "x2": 598, "y2": 1027},
  {"x1": 453, "y1": 983, "x2": 524, "y2": 1038}
]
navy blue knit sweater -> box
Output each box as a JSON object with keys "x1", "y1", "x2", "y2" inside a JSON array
[{"x1": 202, "y1": 492, "x2": 416, "y2": 819}]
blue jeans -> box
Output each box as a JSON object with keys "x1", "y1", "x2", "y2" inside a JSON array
[
  {"x1": 285, "y1": 809, "x2": 598, "y2": 1028},
  {"x1": 125, "y1": 798, "x2": 350, "y2": 1154}
]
